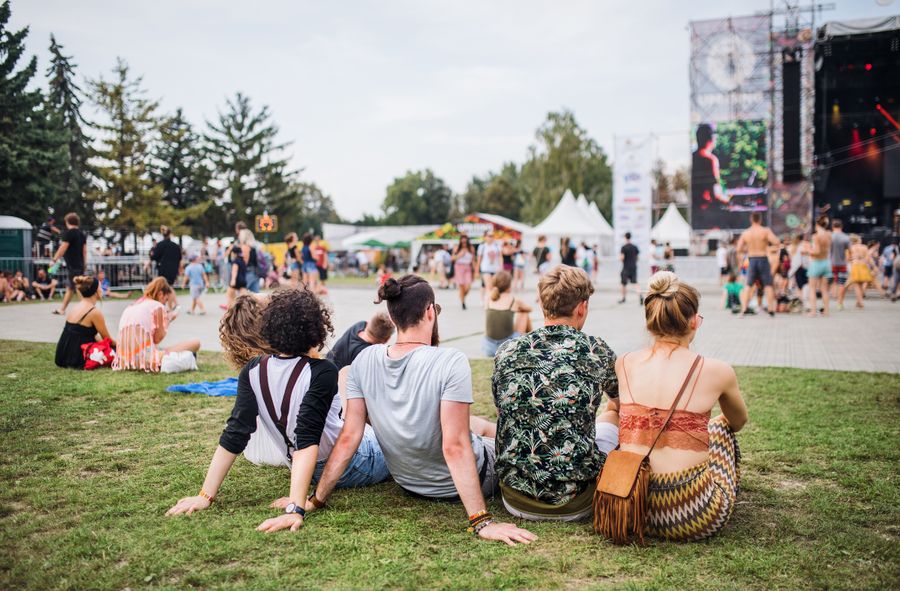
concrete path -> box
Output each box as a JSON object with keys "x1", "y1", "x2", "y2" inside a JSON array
[{"x1": 2, "y1": 279, "x2": 898, "y2": 373}]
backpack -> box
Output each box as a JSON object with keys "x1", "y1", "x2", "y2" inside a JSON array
[{"x1": 256, "y1": 248, "x2": 270, "y2": 276}]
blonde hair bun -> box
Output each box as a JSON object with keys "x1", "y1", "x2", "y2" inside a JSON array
[{"x1": 647, "y1": 271, "x2": 679, "y2": 300}]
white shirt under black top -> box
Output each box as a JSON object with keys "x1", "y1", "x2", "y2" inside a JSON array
[{"x1": 219, "y1": 355, "x2": 342, "y2": 462}]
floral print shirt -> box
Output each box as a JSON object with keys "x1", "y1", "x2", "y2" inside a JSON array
[{"x1": 492, "y1": 325, "x2": 618, "y2": 505}]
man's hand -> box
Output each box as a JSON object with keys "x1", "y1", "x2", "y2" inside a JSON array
[
  {"x1": 165, "y1": 495, "x2": 211, "y2": 516},
  {"x1": 256, "y1": 513, "x2": 303, "y2": 533},
  {"x1": 476, "y1": 521, "x2": 537, "y2": 546},
  {"x1": 269, "y1": 497, "x2": 291, "y2": 510}
]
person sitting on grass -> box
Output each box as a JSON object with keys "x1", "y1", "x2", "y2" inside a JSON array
[
  {"x1": 722, "y1": 272, "x2": 742, "y2": 313},
  {"x1": 7, "y1": 271, "x2": 27, "y2": 302},
  {"x1": 55, "y1": 275, "x2": 116, "y2": 369},
  {"x1": 112, "y1": 278, "x2": 200, "y2": 372},
  {"x1": 181, "y1": 254, "x2": 210, "y2": 315},
  {"x1": 615, "y1": 271, "x2": 747, "y2": 541},
  {"x1": 482, "y1": 270, "x2": 532, "y2": 357},
  {"x1": 219, "y1": 294, "x2": 272, "y2": 370},
  {"x1": 166, "y1": 288, "x2": 390, "y2": 521},
  {"x1": 294, "y1": 275, "x2": 536, "y2": 545},
  {"x1": 32, "y1": 267, "x2": 58, "y2": 301},
  {"x1": 326, "y1": 312, "x2": 395, "y2": 371},
  {"x1": 492, "y1": 265, "x2": 619, "y2": 521},
  {"x1": 97, "y1": 269, "x2": 132, "y2": 299}
]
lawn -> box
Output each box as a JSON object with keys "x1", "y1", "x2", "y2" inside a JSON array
[{"x1": 0, "y1": 340, "x2": 897, "y2": 590}]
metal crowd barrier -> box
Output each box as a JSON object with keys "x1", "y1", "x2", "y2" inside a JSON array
[{"x1": 0, "y1": 256, "x2": 156, "y2": 291}]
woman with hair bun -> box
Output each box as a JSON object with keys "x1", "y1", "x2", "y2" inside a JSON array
[
  {"x1": 55, "y1": 275, "x2": 116, "y2": 368},
  {"x1": 613, "y1": 271, "x2": 748, "y2": 541},
  {"x1": 113, "y1": 277, "x2": 201, "y2": 372}
]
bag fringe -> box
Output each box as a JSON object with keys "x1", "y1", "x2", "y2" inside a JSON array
[{"x1": 593, "y1": 462, "x2": 649, "y2": 545}]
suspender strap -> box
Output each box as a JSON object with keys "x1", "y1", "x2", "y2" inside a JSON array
[
  {"x1": 258, "y1": 355, "x2": 310, "y2": 455},
  {"x1": 647, "y1": 355, "x2": 703, "y2": 454}
]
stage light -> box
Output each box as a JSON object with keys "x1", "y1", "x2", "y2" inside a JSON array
[
  {"x1": 851, "y1": 126, "x2": 863, "y2": 157},
  {"x1": 832, "y1": 100, "x2": 841, "y2": 126},
  {"x1": 876, "y1": 103, "x2": 900, "y2": 131},
  {"x1": 870, "y1": 127, "x2": 877, "y2": 136},
  {"x1": 865, "y1": 63, "x2": 873, "y2": 71}
]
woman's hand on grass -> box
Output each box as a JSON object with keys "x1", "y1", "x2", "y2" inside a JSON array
[
  {"x1": 256, "y1": 513, "x2": 303, "y2": 533},
  {"x1": 477, "y1": 521, "x2": 537, "y2": 546},
  {"x1": 165, "y1": 495, "x2": 211, "y2": 516}
]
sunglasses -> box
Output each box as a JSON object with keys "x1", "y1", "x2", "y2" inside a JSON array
[{"x1": 697, "y1": 314, "x2": 704, "y2": 328}]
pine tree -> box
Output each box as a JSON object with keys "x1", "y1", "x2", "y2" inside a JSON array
[
  {"x1": 152, "y1": 108, "x2": 213, "y2": 232},
  {"x1": 87, "y1": 58, "x2": 177, "y2": 234},
  {"x1": 204, "y1": 92, "x2": 296, "y2": 230},
  {"x1": 46, "y1": 33, "x2": 92, "y2": 221},
  {"x1": 0, "y1": 1, "x2": 67, "y2": 224}
]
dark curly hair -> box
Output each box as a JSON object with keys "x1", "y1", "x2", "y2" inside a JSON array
[{"x1": 260, "y1": 287, "x2": 333, "y2": 356}]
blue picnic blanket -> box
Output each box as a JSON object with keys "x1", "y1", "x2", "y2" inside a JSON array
[{"x1": 167, "y1": 377, "x2": 238, "y2": 397}]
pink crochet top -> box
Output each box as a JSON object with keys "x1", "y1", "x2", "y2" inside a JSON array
[{"x1": 112, "y1": 297, "x2": 167, "y2": 372}]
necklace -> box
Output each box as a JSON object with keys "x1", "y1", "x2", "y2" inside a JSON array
[{"x1": 394, "y1": 341, "x2": 429, "y2": 347}]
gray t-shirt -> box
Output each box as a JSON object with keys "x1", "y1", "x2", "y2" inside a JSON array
[
  {"x1": 347, "y1": 344, "x2": 485, "y2": 498},
  {"x1": 831, "y1": 232, "x2": 851, "y2": 266}
]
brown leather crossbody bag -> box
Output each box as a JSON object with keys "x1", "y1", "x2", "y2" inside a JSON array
[{"x1": 592, "y1": 355, "x2": 702, "y2": 545}]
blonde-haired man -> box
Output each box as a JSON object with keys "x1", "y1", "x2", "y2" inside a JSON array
[{"x1": 492, "y1": 264, "x2": 619, "y2": 521}]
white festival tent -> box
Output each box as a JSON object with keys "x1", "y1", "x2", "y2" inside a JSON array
[
  {"x1": 525, "y1": 190, "x2": 614, "y2": 256},
  {"x1": 577, "y1": 194, "x2": 615, "y2": 256},
  {"x1": 651, "y1": 203, "x2": 692, "y2": 251}
]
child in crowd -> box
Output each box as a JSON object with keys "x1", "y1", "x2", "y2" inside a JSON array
[
  {"x1": 722, "y1": 272, "x2": 742, "y2": 313},
  {"x1": 182, "y1": 254, "x2": 210, "y2": 315},
  {"x1": 326, "y1": 312, "x2": 395, "y2": 371},
  {"x1": 97, "y1": 269, "x2": 132, "y2": 299}
]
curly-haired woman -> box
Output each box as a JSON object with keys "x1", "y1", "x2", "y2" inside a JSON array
[{"x1": 166, "y1": 287, "x2": 390, "y2": 528}]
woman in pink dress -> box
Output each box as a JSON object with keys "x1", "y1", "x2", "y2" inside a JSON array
[
  {"x1": 113, "y1": 278, "x2": 201, "y2": 372},
  {"x1": 452, "y1": 234, "x2": 476, "y2": 310}
]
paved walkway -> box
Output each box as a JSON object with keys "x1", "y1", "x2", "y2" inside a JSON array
[{"x1": 2, "y1": 279, "x2": 898, "y2": 373}]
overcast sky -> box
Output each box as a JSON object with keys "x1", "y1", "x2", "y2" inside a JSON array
[{"x1": 14, "y1": 0, "x2": 893, "y2": 219}]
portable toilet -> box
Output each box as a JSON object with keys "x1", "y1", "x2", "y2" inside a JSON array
[{"x1": 0, "y1": 215, "x2": 33, "y2": 274}]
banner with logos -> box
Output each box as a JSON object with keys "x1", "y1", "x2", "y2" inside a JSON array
[{"x1": 613, "y1": 135, "x2": 655, "y2": 265}]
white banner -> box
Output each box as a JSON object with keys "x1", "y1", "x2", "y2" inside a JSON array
[{"x1": 613, "y1": 135, "x2": 655, "y2": 271}]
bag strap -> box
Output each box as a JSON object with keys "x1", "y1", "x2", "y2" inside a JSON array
[
  {"x1": 646, "y1": 355, "x2": 702, "y2": 454},
  {"x1": 258, "y1": 355, "x2": 310, "y2": 454}
]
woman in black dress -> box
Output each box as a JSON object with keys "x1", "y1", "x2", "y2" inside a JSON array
[
  {"x1": 225, "y1": 243, "x2": 248, "y2": 309},
  {"x1": 55, "y1": 275, "x2": 116, "y2": 369}
]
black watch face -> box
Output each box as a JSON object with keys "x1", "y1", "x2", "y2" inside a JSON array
[{"x1": 285, "y1": 502, "x2": 296, "y2": 514}]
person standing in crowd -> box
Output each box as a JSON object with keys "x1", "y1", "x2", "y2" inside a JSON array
[
  {"x1": 303, "y1": 275, "x2": 536, "y2": 545},
  {"x1": 182, "y1": 254, "x2": 210, "y2": 315},
  {"x1": 55, "y1": 275, "x2": 116, "y2": 369},
  {"x1": 284, "y1": 233, "x2": 302, "y2": 286},
  {"x1": 225, "y1": 239, "x2": 248, "y2": 309},
  {"x1": 150, "y1": 225, "x2": 182, "y2": 310},
  {"x1": 788, "y1": 234, "x2": 810, "y2": 303},
  {"x1": 314, "y1": 236, "x2": 329, "y2": 295},
  {"x1": 476, "y1": 231, "x2": 502, "y2": 304},
  {"x1": 501, "y1": 240, "x2": 516, "y2": 274},
  {"x1": 300, "y1": 233, "x2": 318, "y2": 291},
  {"x1": 618, "y1": 232, "x2": 642, "y2": 304},
  {"x1": 807, "y1": 217, "x2": 833, "y2": 317},
  {"x1": 493, "y1": 265, "x2": 618, "y2": 521},
  {"x1": 650, "y1": 239, "x2": 661, "y2": 275},
  {"x1": 50, "y1": 213, "x2": 87, "y2": 316},
  {"x1": 113, "y1": 278, "x2": 200, "y2": 372},
  {"x1": 533, "y1": 235, "x2": 552, "y2": 276},
  {"x1": 846, "y1": 235, "x2": 875, "y2": 309},
  {"x1": 166, "y1": 288, "x2": 390, "y2": 523},
  {"x1": 326, "y1": 312, "x2": 395, "y2": 371},
  {"x1": 829, "y1": 219, "x2": 851, "y2": 310},
  {"x1": 716, "y1": 240, "x2": 729, "y2": 285},
  {"x1": 726, "y1": 236, "x2": 739, "y2": 281},
  {"x1": 615, "y1": 271, "x2": 747, "y2": 541},
  {"x1": 36, "y1": 217, "x2": 60, "y2": 257},
  {"x1": 482, "y1": 271, "x2": 532, "y2": 357},
  {"x1": 737, "y1": 212, "x2": 780, "y2": 317},
  {"x1": 215, "y1": 239, "x2": 229, "y2": 289},
  {"x1": 32, "y1": 267, "x2": 58, "y2": 301},
  {"x1": 436, "y1": 245, "x2": 452, "y2": 289},
  {"x1": 880, "y1": 238, "x2": 898, "y2": 293},
  {"x1": 452, "y1": 234, "x2": 476, "y2": 310},
  {"x1": 513, "y1": 240, "x2": 527, "y2": 292},
  {"x1": 238, "y1": 229, "x2": 261, "y2": 294},
  {"x1": 559, "y1": 237, "x2": 576, "y2": 267}
]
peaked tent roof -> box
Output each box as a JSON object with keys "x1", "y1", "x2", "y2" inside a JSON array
[
  {"x1": 530, "y1": 190, "x2": 605, "y2": 237},
  {"x1": 651, "y1": 203, "x2": 692, "y2": 249},
  {"x1": 588, "y1": 202, "x2": 615, "y2": 236},
  {"x1": 474, "y1": 212, "x2": 532, "y2": 235}
]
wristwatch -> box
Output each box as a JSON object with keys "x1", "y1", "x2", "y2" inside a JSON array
[{"x1": 284, "y1": 502, "x2": 306, "y2": 517}]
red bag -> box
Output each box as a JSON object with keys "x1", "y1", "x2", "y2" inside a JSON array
[{"x1": 82, "y1": 338, "x2": 116, "y2": 370}]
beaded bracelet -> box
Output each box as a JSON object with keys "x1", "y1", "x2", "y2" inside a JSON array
[
  {"x1": 466, "y1": 511, "x2": 494, "y2": 533},
  {"x1": 468, "y1": 509, "x2": 489, "y2": 523},
  {"x1": 472, "y1": 519, "x2": 494, "y2": 535},
  {"x1": 198, "y1": 488, "x2": 215, "y2": 503}
]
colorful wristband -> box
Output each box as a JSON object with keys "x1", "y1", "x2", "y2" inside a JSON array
[{"x1": 198, "y1": 488, "x2": 215, "y2": 503}]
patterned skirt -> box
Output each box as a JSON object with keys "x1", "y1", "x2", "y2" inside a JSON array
[{"x1": 646, "y1": 416, "x2": 741, "y2": 542}]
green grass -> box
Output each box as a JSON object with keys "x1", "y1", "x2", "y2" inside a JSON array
[{"x1": 0, "y1": 340, "x2": 897, "y2": 591}]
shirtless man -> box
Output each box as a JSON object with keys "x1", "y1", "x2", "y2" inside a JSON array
[
  {"x1": 737, "y1": 212, "x2": 780, "y2": 317},
  {"x1": 807, "y1": 217, "x2": 833, "y2": 317}
]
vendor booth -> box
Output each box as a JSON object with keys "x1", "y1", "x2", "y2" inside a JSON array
[
  {"x1": 651, "y1": 203, "x2": 692, "y2": 254},
  {"x1": 409, "y1": 213, "x2": 532, "y2": 270}
]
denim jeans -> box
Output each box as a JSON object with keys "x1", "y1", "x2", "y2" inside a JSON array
[
  {"x1": 245, "y1": 270, "x2": 260, "y2": 293},
  {"x1": 312, "y1": 431, "x2": 390, "y2": 489}
]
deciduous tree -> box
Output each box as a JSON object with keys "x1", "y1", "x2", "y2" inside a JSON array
[{"x1": 381, "y1": 169, "x2": 453, "y2": 225}]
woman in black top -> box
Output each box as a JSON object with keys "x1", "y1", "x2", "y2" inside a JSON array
[
  {"x1": 225, "y1": 242, "x2": 248, "y2": 309},
  {"x1": 166, "y1": 288, "x2": 389, "y2": 529},
  {"x1": 55, "y1": 275, "x2": 116, "y2": 368}
]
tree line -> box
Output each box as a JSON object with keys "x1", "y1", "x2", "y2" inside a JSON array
[{"x1": 2, "y1": 1, "x2": 687, "y2": 238}]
